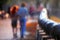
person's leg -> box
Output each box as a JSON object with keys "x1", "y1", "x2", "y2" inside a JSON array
[
  {"x1": 14, "y1": 19, "x2": 17, "y2": 38},
  {"x1": 12, "y1": 27, "x2": 17, "y2": 39},
  {"x1": 12, "y1": 27, "x2": 15, "y2": 38},
  {"x1": 12, "y1": 19, "x2": 17, "y2": 38},
  {"x1": 20, "y1": 18, "x2": 26, "y2": 38}
]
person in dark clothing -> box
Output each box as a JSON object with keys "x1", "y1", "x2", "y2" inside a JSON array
[
  {"x1": 38, "y1": 7, "x2": 60, "y2": 39},
  {"x1": 29, "y1": 4, "x2": 36, "y2": 18},
  {"x1": 10, "y1": 6, "x2": 18, "y2": 38}
]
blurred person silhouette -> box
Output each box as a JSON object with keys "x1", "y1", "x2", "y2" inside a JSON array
[
  {"x1": 29, "y1": 3, "x2": 36, "y2": 18},
  {"x1": 37, "y1": 3, "x2": 44, "y2": 15},
  {"x1": 17, "y1": 2, "x2": 28, "y2": 38},
  {"x1": 1, "y1": 10, "x2": 6, "y2": 19},
  {"x1": 10, "y1": 6, "x2": 18, "y2": 38}
]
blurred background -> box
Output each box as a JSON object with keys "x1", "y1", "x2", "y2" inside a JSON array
[
  {"x1": 0, "y1": 0, "x2": 60, "y2": 22},
  {"x1": 0, "y1": 0, "x2": 60, "y2": 40}
]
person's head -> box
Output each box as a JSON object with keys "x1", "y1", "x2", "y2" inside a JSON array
[
  {"x1": 21, "y1": 2, "x2": 26, "y2": 7},
  {"x1": 13, "y1": 6, "x2": 16, "y2": 10},
  {"x1": 11, "y1": 6, "x2": 16, "y2": 14}
]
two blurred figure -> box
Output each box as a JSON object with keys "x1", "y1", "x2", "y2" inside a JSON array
[{"x1": 10, "y1": 2, "x2": 28, "y2": 39}]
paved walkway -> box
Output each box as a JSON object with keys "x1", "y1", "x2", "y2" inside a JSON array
[
  {"x1": 0, "y1": 19, "x2": 13, "y2": 40},
  {"x1": 0, "y1": 18, "x2": 36, "y2": 40}
]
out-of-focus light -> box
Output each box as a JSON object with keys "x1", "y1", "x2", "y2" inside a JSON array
[
  {"x1": 0, "y1": 11, "x2": 2, "y2": 14},
  {"x1": 5, "y1": 13, "x2": 9, "y2": 18}
]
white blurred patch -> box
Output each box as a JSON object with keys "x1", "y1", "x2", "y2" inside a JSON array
[
  {"x1": 5, "y1": 13, "x2": 9, "y2": 18},
  {"x1": 0, "y1": 11, "x2": 2, "y2": 14},
  {"x1": 27, "y1": 20, "x2": 37, "y2": 23},
  {"x1": 24, "y1": 31, "x2": 30, "y2": 36},
  {"x1": 40, "y1": 8, "x2": 48, "y2": 20}
]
